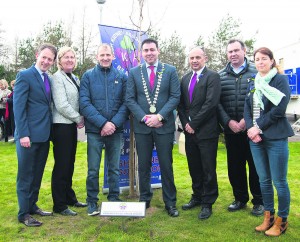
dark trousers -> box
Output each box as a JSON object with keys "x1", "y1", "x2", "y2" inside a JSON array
[
  {"x1": 185, "y1": 135, "x2": 219, "y2": 207},
  {"x1": 0, "y1": 109, "x2": 9, "y2": 140},
  {"x1": 51, "y1": 123, "x2": 78, "y2": 212},
  {"x1": 8, "y1": 104, "x2": 15, "y2": 137},
  {"x1": 16, "y1": 140, "x2": 49, "y2": 221},
  {"x1": 225, "y1": 133, "x2": 262, "y2": 205},
  {"x1": 135, "y1": 132, "x2": 177, "y2": 207}
]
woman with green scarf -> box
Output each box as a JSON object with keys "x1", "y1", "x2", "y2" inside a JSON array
[{"x1": 244, "y1": 47, "x2": 294, "y2": 237}]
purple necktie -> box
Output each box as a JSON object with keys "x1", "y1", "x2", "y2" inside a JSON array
[
  {"x1": 189, "y1": 72, "x2": 197, "y2": 102},
  {"x1": 148, "y1": 66, "x2": 155, "y2": 90},
  {"x1": 42, "y1": 73, "x2": 51, "y2": 99}
]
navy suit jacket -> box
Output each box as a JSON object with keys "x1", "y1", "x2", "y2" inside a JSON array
[
  {"x1": 126, "y1": 62, "x2": 180, "y2": 134},
  {"x1": 14, "y1": 65, "x2": 52, "y2": 142},
  {"x1": 244, "y1": 73, "x2": 294, "y2": 139},
  {"x1": 178, "y1": 67, "x2": 221, "y2": 140}
]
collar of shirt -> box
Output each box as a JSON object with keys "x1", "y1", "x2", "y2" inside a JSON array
[
  {"x1": 230, "y1": 60, "x2": 246, "y2": 74},
  {"x1": 35, "y1": 64, "x2": 46, "y2": 81},
  {"x1": 146, "y1": 61, "x2": 159, "y2": 76},
  {"x1": 188, "y1": 66, "x2": 205, "y2": 90},
  {"x1": 190, "y1": 66, "x2": 205, "y2": 83}
]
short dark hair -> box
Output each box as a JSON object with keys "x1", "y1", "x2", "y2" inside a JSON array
[
  {"x1": 227, "y1": 39, "x2": 245, "y2": 49},
  {"x1": 37, "y1": 43, "x2": 58, "y2": 60},
  {"x1": 141, "y1": 38, "x2": 158, "y2": 49}
]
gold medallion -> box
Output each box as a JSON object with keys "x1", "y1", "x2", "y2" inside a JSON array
[{"x1": 149, "y1": 105, "x2": 156, "y2": 113}]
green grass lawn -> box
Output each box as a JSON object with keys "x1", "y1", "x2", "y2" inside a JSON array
[{"x1": 0, "y1": 141, "x2": 299, "y2": 241}]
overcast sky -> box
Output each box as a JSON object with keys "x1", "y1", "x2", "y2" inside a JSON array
[{"x1": 1, "y1": 0, "x2": 300, "y2": 52}]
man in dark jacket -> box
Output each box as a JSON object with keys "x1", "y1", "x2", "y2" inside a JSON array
[
  {"x1": 218, "y1": 39, "x2": 263, "y2": 216},
  {"x1": 178, "y1": 47, "x2": 220, "y2": 220},
  {"x1": 126, "y1": 38, "x2": 180, "y2": 217},
  {"x1": 80, "y1": 44, "x2": 128, "y2": 216}
]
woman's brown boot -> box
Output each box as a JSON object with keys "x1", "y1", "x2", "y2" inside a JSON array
[
  {"x1": 265, "y1": 216, "x2": 288, "y2": 237},
  {"x1": 255, "y1": 211, "x2": 274, "y2": 232}
]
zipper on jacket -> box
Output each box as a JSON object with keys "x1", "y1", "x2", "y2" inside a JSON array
[
  {"x1": 104, "y1": 69, "x2": 108, "y2": 113},
  {"x1": 235, "y1": 77, "x2": 239, "y2": 120}
]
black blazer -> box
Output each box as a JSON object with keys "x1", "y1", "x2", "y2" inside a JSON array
[
  {"x1": 178, "y1": 67, "x2": 221, "y2": 140},
  {"x1": 244, "y1": 73, "x2": 294, "y2": 139}
]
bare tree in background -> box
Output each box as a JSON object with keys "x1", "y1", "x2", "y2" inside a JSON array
[
  {"x1": 194, "y1": 14, "x2": 256, "y2": 71},
  {"x1": 159, "y1": 31, "x2": 187, "y2": 77},
  {"x1": 74, "y1": 7, "x2": 98, "y2": 78},
  {"x1": 36, "y1": 21, "x2": 72, "y2": 49},
  {"x1": 0, "y1": 25, "x2": 10, "y2": 66},
  {"x1": 127, "y1": 0, "x2": 148, "y2": 198}
]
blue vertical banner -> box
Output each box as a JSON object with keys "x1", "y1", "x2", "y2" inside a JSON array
[{"x1": 99, "y1": 24, "x2": 162, "y2": 192}]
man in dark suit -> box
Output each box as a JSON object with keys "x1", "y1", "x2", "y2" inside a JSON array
[
  {"x1": 14, "y1": 43, "x2": 57, "y2": 227},
  {"x1": 126, "y1": 38, "x2": 180, "y2": 217},
  {"x1": 178, "y1": 47, "x2": 221, "y2": 219}
]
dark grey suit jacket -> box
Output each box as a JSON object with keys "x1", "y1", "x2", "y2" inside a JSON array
[
  {"x1": 178, "y1": 67, "x2": 221, "y2": 140},
  {"x1": 126, "y1": 62, "x2": 180, "y2": 134},
  {"x1": 14, "y1": 65, "x2": 52, "y2": 142}
]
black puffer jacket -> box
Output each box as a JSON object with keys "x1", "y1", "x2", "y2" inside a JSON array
[{"x1": 218, "y1": 58, "x2": 257, "y2": 134}]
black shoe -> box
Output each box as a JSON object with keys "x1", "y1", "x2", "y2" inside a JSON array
[
  {"x1": 198, "y1": 207, "x2": 212, "y2": 220},
  {"x1": 32, "y1": 208, "x2": 53, "y2": 216},
  {"x1": 73, "y1": 202, "x2": 87, "y2": 208},
  {"x1": 165, "y1": 206, "x2": 179, "y2": 217},
  {"x1": 182, "y1": 198, "x2": 201, "y2": 210},
  {"x1": 251, "y1": 204, "x2": 264, "y2": 216},
  {"x1": 140, "y1": 200, "x2": 150, "y2": 209},
  {"x1": 19, "y1": 215, "x2": 42, "y2": 227},
  {"x1": 59, "y1": 208, "x2": 77, "y2": 216},
  {"x1": 228, "y1": 201, "x2": 246, "y2": 211}
]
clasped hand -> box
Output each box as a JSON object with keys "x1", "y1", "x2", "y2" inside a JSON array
[
  {"x1": 100, "y1": 122, "x2": 116, "y2": 136},
  {"x1": 77, "y1": 117, "x2": 85, "y2": 129},
  {"x1": 144, "y1": 114, "x2": 163, "y2": 128},
  {"x1": 228, "y1": 119, "x2": 246, "y2": 133},
  {"x1": 247, "y1": 126, "x2": 262, "y2": 143}
]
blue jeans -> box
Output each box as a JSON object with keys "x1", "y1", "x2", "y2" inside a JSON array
[
  {"x1": 249, "y1": 137, "x2": 290, "y2": 218},
  {"x1": 86, "y1": 132, "x2": 122, "y2": 203}
]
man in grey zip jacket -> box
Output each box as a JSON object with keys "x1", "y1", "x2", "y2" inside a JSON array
[
  {"x1": 218, "y1": 39, "x2": 263, "y2": 216},
  {"x1": 80, "y1": 44, "x2": 129, "y2": 216}
]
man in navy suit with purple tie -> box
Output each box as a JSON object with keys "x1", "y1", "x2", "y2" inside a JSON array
[{"x1": 14, "y1": 43, "x2": 57, "y2": 227}]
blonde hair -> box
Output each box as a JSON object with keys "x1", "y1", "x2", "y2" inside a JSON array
[
  {"x1": 10, "y1": 80, "x2": 16, "y2": 87},
  {"x1": 57, "y1": 46, "x2": 77, "y2": 71},
  {"x1": 0, "y1": 79, "x2": 9, "y2": 88}
]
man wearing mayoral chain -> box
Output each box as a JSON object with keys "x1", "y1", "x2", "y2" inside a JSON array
[{"x1": 126, "y1": 38, "x2": 181, "y2": 217}]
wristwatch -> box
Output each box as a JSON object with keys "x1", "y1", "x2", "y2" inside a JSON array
[{"x1": 157, "y1": 114, "x2": 163, "y2": 122}]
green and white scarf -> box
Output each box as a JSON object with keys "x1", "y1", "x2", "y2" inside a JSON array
[{"x1": 253, "y1": 67, "x2": 286, "y2": 110}]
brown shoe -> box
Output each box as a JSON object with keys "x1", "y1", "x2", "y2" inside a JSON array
[
  {"x1": 265, "y1": 216, "x2": 288, "y2": 237},
  {"x1": 255, "y1": 211, "x2": 274, "y2": 232}
]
